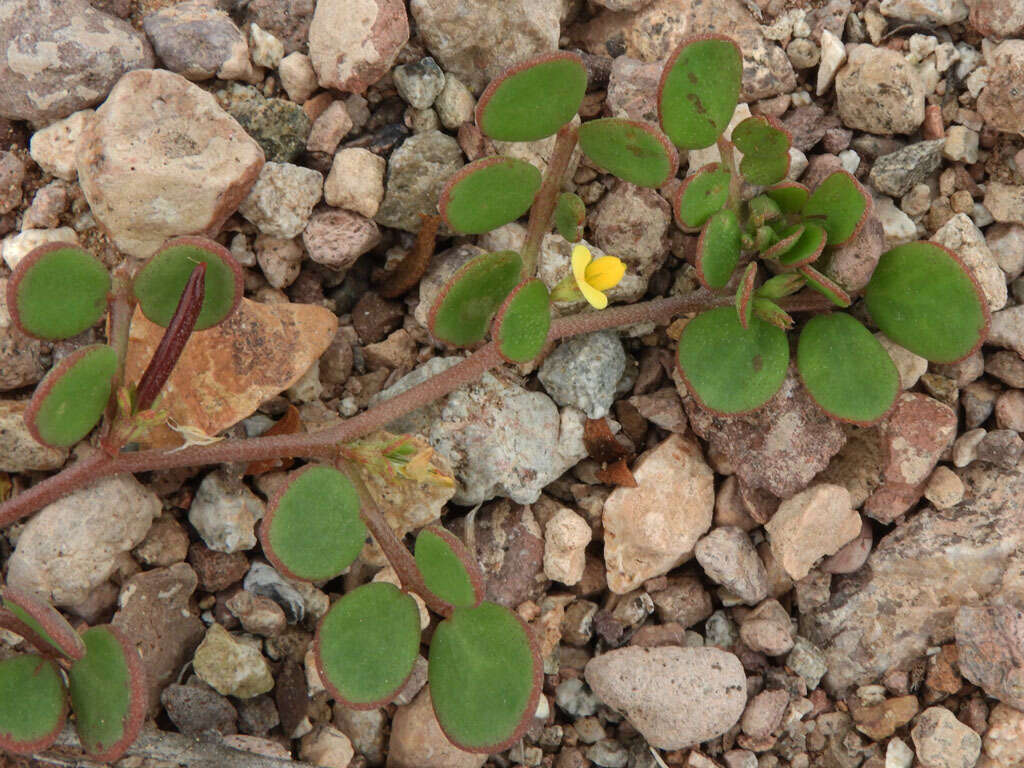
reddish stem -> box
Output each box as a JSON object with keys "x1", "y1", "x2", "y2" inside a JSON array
[
  {"x1": 134, "y1": 263, "x2": 206, "y2": 412},
  {"x1": 521, "y1": 123, "x2": 578, "y2": 277}
]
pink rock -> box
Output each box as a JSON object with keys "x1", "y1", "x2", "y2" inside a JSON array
[
  {"x1": 863, "y1": 393, "x2": 957, "y2": 523},
  {"x1": 309, "y1": 0, "x2": 408, "y2": 94},
  {"x1": 302, "y1": 209, "x2": 381, "y2": 271},
  {"x1": 765, "y1": 484, "x2": 861, "y2": 581}
]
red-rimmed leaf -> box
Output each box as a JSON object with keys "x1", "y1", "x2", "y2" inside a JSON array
[
  {"x1": 731, "y1": 116, "x2": 791, "y2": 157},
  {"x1": 315, "y1": 582, "x2": 421, "y2": 709},
  {"x1": 801, "y1": 171, "x2": 870, "y2": 246},
  {"x1": 492, "y1": 278, "x2": 551, "y2": 364},
  {"x1": 747, "y1": 195, "x2": 782, "y2": 228},
  {"x1": 765, "y1": 181, "x2": 809, "y2": 213},
  {"x1": 555, "y1": 192, "x2": 586, "y2": 242},
  {"x1": 68, "y1": 625, "x2": 146, "y2": 762},
  {"x1": 674, "y1": 163, "x2": 730, "y2": 230},
  {"x1": 755, "y1": 273, "x2": 806, "y2": 300},
  {"x1": 429, "y1": 601, "x2": 543, "y2": 753},
  {"x1": 476, "y1": 52, "x2": 587, "y2": 142},
  {"x1": 696, "y1": 209, "x2": 741, "y2": 289},
  {"x1": 2, "y1": 586, "x2": 85, "y2": 661},
  {"x1": 735, "y1": 262, "x2": 757, "y2": 329},
  {"x1": 6, "y1": 243, "x2": 110, "y2": 341},
  {"x1": 799, "y1": 264, "x2": 852, "y2": 307},
  {"x1": 761, "y1": 224, "x2": 804, "y2": 259},
  {"x1": 658, "y1": 35, "x2": 742, "y2": 151},
  {"x1": 739, "y1": 152, "x2": 790, "y2": 186},
  {"x1": 777, "y1": 222, "x2": 827, "y2": 268},
  {"x1": 414, "y1": 526, "x2": 485, "y2": 612},
  {"x1": 577, "y1": 118, "x2": 679, "y2": 188},
  {"x1": 752, "y1": 297, "x2": 794, "y2": 330},
  {"x1": 439, "y1": 157, "x2": 542, "y2": 234},
  {"x1": 0, "y1": 654, "x2": 67, "y2": 755},
  {"x1": 25, "y1": 344, "x2": 118, "y2": 449},
  {"x1": 429, "y1": 251, "x2": 523, "y2": 348}
]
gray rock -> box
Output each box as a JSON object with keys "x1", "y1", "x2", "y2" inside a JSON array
[
  {"x1": 188, "y1": 471, "x2": 265, "y2": 553},
  {"x1": 333, "y1": 706, "x2": 386, "y2": 766},
  {"x1": 238, "y1": 162, "x2": 323, "y2": 238},
  {"x1": 585, "y1": 646, "x2": 747, "y2": 750},
  {"x1": 587, "y1": 740, "x2": 629, "y2": 768},
  {"x1": 375, "y1": 131, "x2": 464, "y2": 233},
  {"x1": 801, "y1": 461, "x2": 1024, "y2": 694},
  {"x1": 538, "y1": 332, "x2": 626, "y2": 419},
  {"x1": 143, "y1": 1, "x2": 251, "y2": 81},
  {"x1": 694, "y1": 527, "x2": 769, "y2": 606},
  {"x1": 786, "y1": 636, "x2": 829, "y2": 690},
  {"x1": 161, "y1": 683, "x2": 238, "y2": 736},
  {"x1": 555, "y1": 678, "x2": 601, "y2": 718},
  {"x1": 243, "y1": 562, "x2": 306, "y2": 624},
  {"x1": 868, "y1": 140, "x2": 944, "y2": 197},
  {"x1": 217, "y1": 83, "x2": 310, "y2": 164},
  {"x1": 393, "y1": 57, "x2": 446, "y2": 110},
  {"x1": 0, "y1": 0, "x2": 153, "y2": 124},
  {"x1": 910, "y1": 706, "x2": 981, "y2": 768}
]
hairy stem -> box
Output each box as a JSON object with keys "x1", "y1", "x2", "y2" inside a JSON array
[
  {"x1": 521, "y1": 124, "x2": 578, "y2": 277},
  {"x1": 0, "y1": 289, "x2": 834, "y2": 526},
  {"x1": 717, "y1": 135, "x2": 743, "y2": 213}
]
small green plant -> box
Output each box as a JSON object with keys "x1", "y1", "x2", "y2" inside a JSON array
[{"x1": 0, "y1": 587, "x2": 145, "y2": 761}]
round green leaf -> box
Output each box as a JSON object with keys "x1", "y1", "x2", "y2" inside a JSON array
[
  {"x1": 2, "y1": 586, "x2": 85, "y2": 660},
  {"x1": 696, "y1": 209, "x2": 741, "y2": 289},
  {"x1": 732, "y1": 116, "x2": 791, "y2": 156},
  {"x1": 0, "y1": 655, "x2": 66, "y2": 755},
  {"x1": 260, "y1": 465, "x2": 368, "y2": 582},
  {"x1": 797, "y1": 313, "x2": 899, "y2": 425},
  {"x1": 25, "y1": 344, "x2": 117, "y2": 449},
  {"x1": 577, "y1": 118, "x2": 678, "y2": 188},
  {"x1": 658, "y1": 36, "x2": 742, "y2": 151},
  {"x1": 555, "y1": 192, "x2": 586, "y2": 242},
  {"x1": 429, "y1": 602, "x2": 541, "y2": 753},
  {"x1": 493, "y1": 278, "x2": 551, "y2": 363},
  {"x1": 799, "y1": 264, "x2": 851, "y2": 308},
  {"x1": 133, "y1": 236, "x2": 243, "y2": 330},
  {"x1": 747, "y1": 195, "x2": 782, "y2": 227},
  {"x1": 315, "y1": 582, "x2": 421, "y2": 708},
  {"x1": 801, "y1": 171, "x2": 869, "y2": 246},
  {"x1": 675, "y1": 163, "x2": 730, "y2": 229},
  {"x1": 777, "y1": 222, "x2": 827, "y2": 267},
  {"x1": 7, "y1": 243, "x2": 110, "y2": 341},
  {"x1": 476, "y1": 52, "x2": 587, "y2": 142},
  {"x1": 429, "y1": 251, "x2": 523, "y2": 347},
  {"x1": 415, "y1": 526, "x2": 483, "y2": 610},
  {"x1": 677, "y1": 307, "x2": 789, "y2": 414},
  {"x1": 440, "y1": 157, "x2": 542, "y2": 234},
  {"x1": 865, "y1": 241, "x2": 989, "y2": 363},
  {"x1": 68, "y1": 625, "x2": 146, "y2": 762},
  {"x1": 739, "y1": 152, "x2": 790, "y2": 186},
  {"x1": 764, "y1": 181, "x2": 809, "y2": 213}
]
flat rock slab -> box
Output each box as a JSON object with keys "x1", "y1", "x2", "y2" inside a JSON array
[{"x1": 585, "y1": 646, "x2": 746, "y2": 749}]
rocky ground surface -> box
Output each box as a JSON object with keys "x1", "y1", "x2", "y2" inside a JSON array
[{"x1": 2, "y1": 0, "x2": 1024, "y2": 767}]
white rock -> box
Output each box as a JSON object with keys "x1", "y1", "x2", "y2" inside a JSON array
[
  {"x1": 278, "y1": 52, "x2": 318, "y2": 103},
  {"x1": 29, "y1": 110, "x2": 93, "y2": 180},
  {"x1": 876, "y1": 334, "x2": 927, "y2": 389},
  {"x1": 300, "y1": 726, "x2": 355, "y2": 768},
  {"x1": 886, "y1": 737, "x2": 914, "y2": 768},
  {"x1": 873, "y1": 195, "x2": 917, "y2": 247},
  {"x1": 690, "y1": 104, "x2": 752, "y2": 170},
  {"x1": 879, "y1": 0, "x2": 968, "y2": 23},
  {"x1": 239, "y1": 162, "x2": 323, "y2": 239},
  {"x1": 249, "y1": 23, "x2": 284, "y2": 69},
  {"x1": 816, "y1": 30, "x2": 846, "y2": 96},
  {"x1": 1, "y1": 227, "x2": 78, "y2": 270},
  {"x1": 543, "y1": 508, "x2": 592, "y2": 586},
  {"x1": 188, "y1": 471, "x2": 266, "y2": 553},
  {"x1": 324, "y1": 148, "x2": 386, "y2": 218}
]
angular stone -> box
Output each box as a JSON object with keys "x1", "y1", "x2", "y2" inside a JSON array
[
  {"x1": 590, "y1": 181, "x2": 672, "y2": 294},
  {"x1": 76, "y1": 69, "x2": 264, "y2": 258},
  {"x1": 977, "y1": 41, "x2": 1024, "y2": 135},
  {"x1": 217, "y1": 83, "x2": 310, "y2": 164},
  {"x1": 309, "y1": 0, "x2": 408, "y2": 94},
  {"x1": 969, "y1": 0, "x2": 1024, "y2": 37},
  {"x1": 836, "y1": 45, "x2": 925, "y2": 134},
  {"x1": 603, "y1": 434, "x2": 714, "y2": 594},
  {"x1": 931, "y1": 213, "x2": 1007, "y2": 312},
  {"x1": 194, "y1": 623, "x2": 274, "y2": 699},
  {"x1": 161, "y1": 683, "x2": 238, "y2": 736},
  {"x1": 910, "y1": 706, "x2": 981, "y2": 768},
  {"x1": 375, "y1": 131, "x2": 464, "y2": 234},
  {"x1": 879, "y1": 0, "x2": 967, "y2": 23},
  {"x1": 538, "y1": 332, "x2": 626, "y2": 420},
  {"x1": 544, "y1": 508, "x2": 592, "y2": 586},
  {"x1": 955, "y1": 605, "x2": 1024, "y2": 709},
  {"x1": 765, "y1": 484, "x2": 861, "y2": 580},
  {"x1": 850, "y1": 694, "x2": 919, "y2": 741},
  {"x1": 29, "y1": 110, "x2": 92, "y2": 181},
  {"x1": 868, "y1": 140, "x2": 944, "y2": 198},
  {"x1": 983, "y1": 703, "x2": 1024, "y2": 768},
  {"x1": 0, "y1": 400, "x2": 67, "y2": 472},
  {"x1": 739, "y1": 599, "x2": 794, "y2": 656},
  {"x1": 324, "y1": 148, "x2": 386, "y2": 218},
  {"x1": 585, "y1": 646, "x2": 747, "y2": 750},
  {"x1": 984, "y1": 182, "x2": 1024, "y2": 226},
  {"x1": 143, "y1": 1, "x2": 251, "y2": 81},
  {"x1": 824, "y1": 214, "x2": 884, "y2": 292},
  {"x1": 188, "y1": 471, "x2": 265, "y2": 554},
  {"x1": 303, "y1": 208, "x2": 381, "y2": 271},
  {"x1": 695, "y1": 527, "x2": 769, "y2": 606},
  {"x1": 0, "y1": 0, "x2": 153, "y2": 124},
  {"x1": 238, "y1": 162, "x2": 323, "y2": 239}
]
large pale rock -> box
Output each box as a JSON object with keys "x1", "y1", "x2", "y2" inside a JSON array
[
  {"x1": 124, "y1": 299, "x2": 337, "y2": 449},
  {"x1": 7, "y1": 475, "x2": 161, "y2": 606},
  {"x1": 801, "y1": 461, "x2": 1024, "y2": 694},
  {"x1": 765, "y1": 484, "x2": 861, "y2": 580},
  {"x1": 584, "y1": 646, "x2": 747, "y2": 749},
  {"x1": 76, "y1": 69, "x2": 265, "y2": 258},
  {"x1": 931, "y1": 213, "x2": 1007, "y2": 312},
  {"x1": 388, "y1": 688, "x2": 485, "y2": 768},
  {"x1": 575, "y1": 0, "x2": 796, "y2": 101},
  {"x1": 835, "y1": 45, "x2": 925, "y2": 134},
  {"x1": 309, "y1": 0, "x2": 408, "y2": 93},
  {"x1": 0, "y1": 0, "x2": 153, "y2": 124},
  {"x1": 603, "y1": 434, "x2": 714, "y2": 594},
  {"x1": 411, "y1": 0, "x2": 560, "y2": 94},
  {"x1": 0, "y1": 400, "x2": 67, "y2": 472}
]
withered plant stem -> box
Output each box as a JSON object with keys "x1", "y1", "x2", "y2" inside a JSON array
[
  {"x1": 521, "y1": 123, "x2": 579, "y2": 277},
  {"x1": 0, "y1": 289, "x2": 834, "y2": 526}
]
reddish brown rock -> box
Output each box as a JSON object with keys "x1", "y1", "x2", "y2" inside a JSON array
[
  {"x1": 189, "y1": 543, "x2": 250, "y2": 592},
  {"x1": 850, "y1": 695, "x2": 919, "y2": 740},
  {"x1": 309, "y1": 0, "x2": 408, "y2": 94}
]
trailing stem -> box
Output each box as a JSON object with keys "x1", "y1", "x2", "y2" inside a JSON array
[
  {"x1": 521, "y1": 123, "x2": 579, "y2": 278},
  {"x1": 0, "y1": 289, "x2": 834, "y2": 527}
]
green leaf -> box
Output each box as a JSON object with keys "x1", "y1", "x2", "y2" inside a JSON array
[
  {"x1": 25, "y1": 344, "x2": 117, "y2": 448},
  {"x1": 577, "y1": 118, "x2": 678, "y2": 188},
  {"x1": 731, "y1": 116, "x2": 791, "y2": 157},
  {"x1": 761, "y1": 224, "x2": 803, "y2": 259},
  {"x1": 429, "y1": 251, "x2": 523, "y2": 347},
  {"x1": 0, "y1": 655, "x2": 66, "y2": 755},
  {"x1": 554, "y1": 192, "x2": 586, "y2": 242},
  {"x1": 747, "y1": 195, "x2": 782, "y2": 228},
  {"x1": 658, "y1": 36, "x2": 742, "y2": 150},
  {"x1": 735, "y1": 262, "x2": 757, "y2": 329},
  {"x1": 799, "y1": 264, "x2": 851, "y2": 307},
  {"x1": 752, "y1": 297, "x2": 794, "y2": 330},
  {"x1": 2, "y1": 586, "x2": 85, "y2": 660},
  {"x1": 801, "y1": 171, "x2": 870, "y2": 246},
  {"x1": 797, "y1": 313, "x2": 899, "y2": 425},
  {"x1": 865, "y1": 241, "x2": 989, "y2": 363},
  {"x1": 316, "y1": 583, "x2": 421, "y2": 708},
  {"x1": 756, "y1": 273, "x2": 806, "y2": 300},
  {"x1": 429, "y1": 602, "x2": 541, "y2": 753},
  {"x1": 476, "y1": 52, "x2": 587, "y2": 142},
  {"x1": 674, "y1": 163, "x2": 730, "y2": 229},
  {"x1": 764, "y1": 181, "x2": 809, "y2": 213},
  {"x1": 777, "y1": 222, "x2": 827, "y2": 267},
  {"x1": 696, "y1": 209, "x2": 741, "y2": 289},
  {"x1": 493, "y1": 278, "x2": 551, "y2": 363},
  {"x1": 677, "y1": 307, "x2": 789, "y2": 414},
  {"x1": 414, "y1": 526, "x2": 483, "y2": 610},
  {"x1": 439, "y1": 157, "x2": 542, "y2": 235},
  {"x1": 133, "y1": 236, "x2": 243, "y2": 330},
  {"x1": 7, "y1": 243, "x2": 110, "y2": 341},
  {"x1": 739, "y1": 152, "x2": 790, "y2": 186},
  {"x1": 68, "y1": 625, "x2": 146, "y2": 762},
  {"x1": 260, "y1": 465, "x2": 368, "y2": 582}
]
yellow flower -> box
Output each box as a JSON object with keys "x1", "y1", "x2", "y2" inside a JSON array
[{"x1": 571, "y1": 244, "x2": 626, "y2": 309}]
